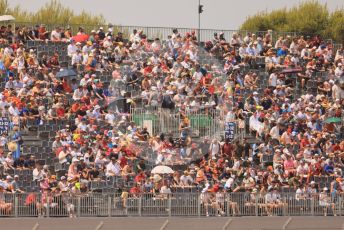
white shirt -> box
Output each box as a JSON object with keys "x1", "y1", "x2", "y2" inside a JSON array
[
  {"x1": 105, "y1": 113, "x2": 115, "y2": 125},
  {"x1": 269, "y1": 73, "x2": 277, "y2": 87},
  {"x1": 209, "y1": 142, "x2": 220, "y2": 158},
  {"x1": 73, "y1": 89, "x2": 84, "y2": 100},
  {"x1": 180, "y1": 175, "x2": 193, "y2": 186},
  {"x1": 335, "y1": 67, "x2": 343, "y2": 78},
  {"x1": 224, "y1": 177, "x2": 234, "y2": 189},
  {"x1": 295, "y1": 188, "x2": 304, "y2": 201},
  {"x1": 156, "y1": 153, "x2": 164, "y2": 165},
  {"x1": 270, "y1": 126, "x2": 280, "y2": 140},
  {"x1": 160, "y1": 186, "x2": 171, "y2": 194},
  {"x1": 8, "y1": 106, "x2": 19, "y2": 116},
  {"x1": 296, "y1": 164, "x2": 309, "y2": 176},
  {"x1": 67, "y1": 44, "x2": 77, "y2": 57},
  {"x1": 71, "y1": 53, "x2": 82, "y2": 65},
  {"x1": 32, "y1": 168, "x2": 44, "y2": 181},
  {"x1": 51, "y1": 30, "x2": 61, "y2": 41},
  {"x1": 106, "y1": 161, "x2": 121, "y2": 176}
]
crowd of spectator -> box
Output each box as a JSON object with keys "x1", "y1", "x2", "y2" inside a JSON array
[{"x1": 0, "y1": 23, "x2": 343, "y2": 216}]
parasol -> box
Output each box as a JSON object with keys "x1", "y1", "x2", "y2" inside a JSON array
[
  {"x1": 72, "y1": 34, "x2": 89, "y2": 43},
  {"x1": 56, "y1": 69, "x2": 77, "y2": 78},
  {"x1": 324, "y1": 117, "x2": 342, "y2": 123},
  {"x1": 280, "y1": 67, "x2": 303, "y2": 74},
  {"x1": 151, "y1": 165, "x2": 174, "y2": 174}
]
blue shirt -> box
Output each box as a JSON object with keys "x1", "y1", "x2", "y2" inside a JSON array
[
  {"x1": 324, "y1": 164, "x2": 334, "y2": 174},
  {"x1": 277, "y1": 49, "x2": 287, "y2": 57}
]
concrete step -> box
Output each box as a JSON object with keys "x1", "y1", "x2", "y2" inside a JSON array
[
  {"x1": 22, "y1": 140, "x2": 42, "y2": 146},
  {"x1": 22, "y1": 136, "x2": 41, "y2": 141},
  {"x1": 20, "y1": 130, "x2": 38, "y2": 137}
]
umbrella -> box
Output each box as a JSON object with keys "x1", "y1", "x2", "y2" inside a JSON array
[
  {"x1": 0, "y1": 180, "x2": 8, "y2": 189},
  {"x1": 324, "y1": 117, "x2": 342, "y2": 123},
  {"x1": 280, "y1": 67, "x2": 303, "y2": 74},
  {"x1": 151, "y1": 165, "x2": 174, "y2": 174},
  {"x1": 72, "y1": 34, "x2": 89, "y2": 43},
  {"x1": 56, "y1": 69, "x2": 77, "y2": 78}
]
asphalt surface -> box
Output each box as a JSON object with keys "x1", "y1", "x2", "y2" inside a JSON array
[{"x1": 0, "y1": 216, "x2": 343, "y2": 230}]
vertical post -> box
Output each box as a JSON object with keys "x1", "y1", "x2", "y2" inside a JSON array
[
  {"x1": 339, "y1": 195, "x2": 342, "y2": 216},
  {"x1": 197, "y1": 195, "x2": 201, "y2": 217},
  {"x1": 77, "y1": 196, "x2": 81, "y2": 217},
  {"x1": 311, "y1": 197, "x2": 314, "y2": 216},
  {"x1": 46, "y1": 200, "x2": 50, "y2": 218},
  {"x1": 283, "y1": 197, "x2": 287, "y2": 216},
  {"x1": 14, "y1": 194, "x2": 18, "y2": 218},
  {"x1": 255, "y1": 194, "x2": 258, "y2": 216},
  {"x1": 138, "y1": 196, "x2": 142, "y2": 217},
  {"x1": 108, "y1": 195, "x2": 111, "y2": 217},
  {"x1": 226, "y1": 193, "x2": 230, "y2": 217},
  {"x1": 168, "y1": 195, "x2": 171, "y2": 217},
  {"x1": 198, "y1": 0, "x2": 201, "y2": 42}
]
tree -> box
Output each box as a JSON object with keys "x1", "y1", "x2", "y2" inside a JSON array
[
  {"x1": 240, "y1": 0, "x2": 344, "y2": 43},
  {"x1": 0, "y1": 0, "x2": 105, "y2": 26},
  {"x1": 327, "y1": 10, "x2": 344, "y2": 43}
]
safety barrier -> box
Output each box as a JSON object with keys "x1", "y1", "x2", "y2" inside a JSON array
[
  {"x1": 130, "y1": 107, "x2": 225, "y2": 139},
  {"x1": 12, "y1": 22, "x2": 300, "y2": 42},
  {"x1": 0, "y1": 192, "x2": 343, "y2": 217}
]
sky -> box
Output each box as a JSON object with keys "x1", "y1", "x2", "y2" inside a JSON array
[{"x1": 9, "y1": 0, "x2": 344, "y2": 30}]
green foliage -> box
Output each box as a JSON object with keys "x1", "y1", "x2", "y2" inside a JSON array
[
  {"x1": 0, "y1": 0, "x2": 105, "y2": 27},
  {"x1": 240, "y1": 0, "x2": 344, "y2": 43},
  {"x1": 285, "y1": 1, "x2": 328, "y2": 34},
  {"x1": 326, "y1": 10, "x2": 344, "y2": 43}
]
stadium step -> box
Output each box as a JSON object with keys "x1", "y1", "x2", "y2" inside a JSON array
[{"x1": 22, "y1": 140, "x2": 43, "y2": 147}]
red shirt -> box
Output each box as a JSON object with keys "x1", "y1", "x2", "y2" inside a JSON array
[
  {"x1": 130, "y1": 186, "x2": 141, "y2": 194},
  {"x1": 56, "y1": 108, "x2": 65, "y2": 117},
  {"x1": 134, "y1": 172, "x2": 146, "y2": 183},
  {"x1": 222, "y1": 143, "x2": 233, "y2": 158}
]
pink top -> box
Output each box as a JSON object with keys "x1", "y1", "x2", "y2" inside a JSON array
[{"x1": 284, "y1": 159, "x2": 295, "y2": 170}]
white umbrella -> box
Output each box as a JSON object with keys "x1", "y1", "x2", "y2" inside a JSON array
[
  {"x1": 0, "y1": 180, "x2": 8, "y2": 189},
  {"x1": 151, "y1": 165, "x2": 174, "y2": 174}
]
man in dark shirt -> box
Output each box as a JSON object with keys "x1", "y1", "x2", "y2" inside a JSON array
[
  {"x1": 243, "y1": 138, "x2": 251, "y2": 159},
  {"x1": 33, "y1": 25, "x2": 40, "y2": 39},
  {"x1": 115, "y1": 32, "x2": 123, "y2": 43},
  {"x1": 200, "y1": 138, "x2": 211, "y2": 159},
  {"x1": 14, "y1": 155, "x2": 25, "y2": 168},
  {"x1": 77, "y1": 158, "x2": 87, "y2": 172},
  {"x1": 261, "y1": 95, "x2": 273, "y2": 110},
  {"x1": 136, "y1": 159, "x2": 146, "y2": 172},
  {"x1": 49, "y1": 53, "x2": 60, "y2": 69},
  {"x1": 136, "y1": 127, "x2": 150, "y2": 141},
  {"x1": 98, "y1": 27, "x2": 105, "y2": 40},
  {"x1": 88, "y1": 166, "x2": 99, "y2": 180},
  {"x1": 24, "y1": 155, "x2": 36, "y2": 169},
  {"x1": 222, "y1": 138, "x2": 233, "y2": 159}
]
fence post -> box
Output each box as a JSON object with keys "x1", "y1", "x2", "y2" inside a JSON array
[
  {"x1": 255, "y1": 194, "x2": 258, "y2": 216},
  {"x1": 168, "y1": 195, "x2": 171, "y2": 217},
  {"x1": 226, "y1": 193, "x2": 230, "y2": 217},
  {"x1": 339, "y1": 195, "x2": 342, "y2": 217},
  {"x1": 108, "y1": 195, "x2": 112, "y2": 217},
  {"x1": 77, "y1": 196, "x2": 81, "y2": 217},
  {"x1": 46, "y1": 200, "x2": 50, "y2": 218},
  {"x1": 283, "y1": 197, "x2": 287, "y2": 216},
  {"x1": 197, "y1": 195, "x2": 201, "y2": 218},
  {"x1": 14, "y1": 194, "x2": 18, "y2": 218},
  {"x1": 311, "y1": 197, "x2": 314, "y2": 216},
  {"x1": 138, "y1": 196, "x2": 142, "y2": 217}
]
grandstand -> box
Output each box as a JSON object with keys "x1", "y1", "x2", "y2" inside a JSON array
[{"x1": 0, "y1": 22, "x2": 343, "y2": 218}]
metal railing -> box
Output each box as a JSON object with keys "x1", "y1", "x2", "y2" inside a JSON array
[
  {"x1": 12, "y1": 21, "x2": 301, "y2": 42},
  {"x1": 0, "y1": 192, "x2": 343, "y2": 217},
  {"x1": 130, "y1": 107, "x2": 225, "y2": 138}
]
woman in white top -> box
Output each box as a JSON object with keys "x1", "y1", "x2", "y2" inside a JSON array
[{"x1": 318, "y1": 187, "x2": 333, "y2": 216}]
